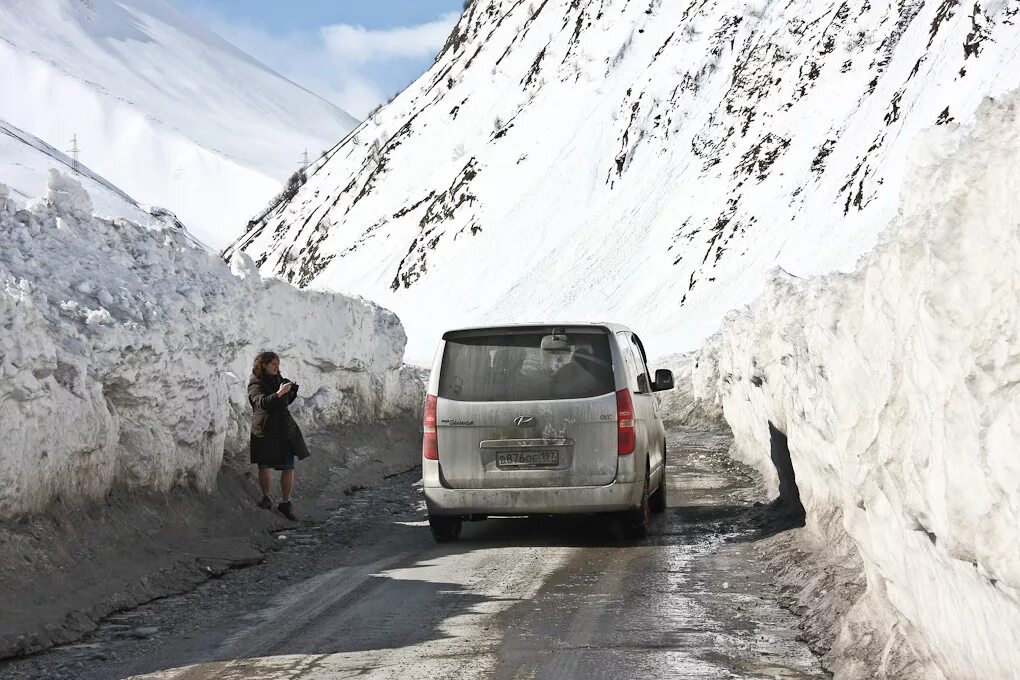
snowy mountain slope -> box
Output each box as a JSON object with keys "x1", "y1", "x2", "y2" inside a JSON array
[
  {"x1": 694, "y1": 92, "x2": 1020, "y2": 680},
  {"x1": 0, "y1": 116, "x2": 173, "y2": 228},
  {"x1": 228, "y1": 0, "x2": 1020, "y2": 359},
  {"x1": 0, "y1": 0, "x2": 358, "y2": 247}
]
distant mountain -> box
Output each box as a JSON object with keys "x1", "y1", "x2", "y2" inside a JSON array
[
  {"x1": 226, "y1": 0, "x2": 1020, "y2": 359},
  {"x1": 0, "y1": 0, "x2": 358, "y2": 247}
]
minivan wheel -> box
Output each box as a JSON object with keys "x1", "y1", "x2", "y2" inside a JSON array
[
  {"x1": 429, "y1": 514, "x2": 462, "y2": 543},
  {"x1": 649, "y1": 467, "x2": 667, "y2": 514},
  {"x1": 622, "y1": 474, "x2": 651, "y2": 540}
]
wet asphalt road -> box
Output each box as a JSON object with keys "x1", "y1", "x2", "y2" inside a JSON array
[{"x1": 6, "y1": 430, "x2": 827, "y2": 680}]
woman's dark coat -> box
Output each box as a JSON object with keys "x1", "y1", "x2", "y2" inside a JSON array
[{"x1": 248, "y1": 372, "x2": 310, "y2": 466}]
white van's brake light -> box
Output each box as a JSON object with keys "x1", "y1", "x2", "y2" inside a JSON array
[
  {"x1": 424, "y1": 394, "x2": 439, "y2": 460},
  {"x1": 616, "y1": 389, "x2": 636, "y2": 455}
]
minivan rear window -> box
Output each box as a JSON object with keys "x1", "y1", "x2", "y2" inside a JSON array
[{"x1": 439, "y1": 330, "x2": 615, "y2": 402}]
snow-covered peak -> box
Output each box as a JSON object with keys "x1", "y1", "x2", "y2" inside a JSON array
[
  {"x1": 228, "y1": 0, "x2": 1020, "y2": 360},
  {"x1": 0, "y1": 0, "x2": 358, "y2": 246}
]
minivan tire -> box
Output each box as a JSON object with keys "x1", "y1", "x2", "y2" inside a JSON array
[
  {"x1": 429, "y1": 514, "x2": 462, "y2": 543},
  {"x1": 621, "y1": 473, "x2": 651, "y2": 540},
  {"x1": 649, "y1": 464, "x2": 667, "y2": 514}
]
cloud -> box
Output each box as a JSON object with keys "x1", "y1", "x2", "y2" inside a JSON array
[
  {"x1": 185, "y1": 8, "x2": 460, "y2": 119},
  {"x1": 321, "y1": 75, "x2": 387, "y2": 123},
  {"x1": 322, "y1": 13, "x2": 461, "y2": 63}
]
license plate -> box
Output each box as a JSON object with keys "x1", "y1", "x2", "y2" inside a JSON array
[{"x1": 496, "y1": 450, "x2": 559, "y2": 468}]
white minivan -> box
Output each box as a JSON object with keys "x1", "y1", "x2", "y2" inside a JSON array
[{"x1": 422, "y1": 323, "x2": 674, "y2": 542}]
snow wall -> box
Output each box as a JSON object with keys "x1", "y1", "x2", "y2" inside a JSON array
[
  {"x1": 694, "y1": 94, "x2": 1020, "y2": 679},
  {"x1": 0, "y1": 172, "x2": 423, "y2": 521},
  {"x1": 652, "y1": 353, "x2": 725, "y2": 431}
]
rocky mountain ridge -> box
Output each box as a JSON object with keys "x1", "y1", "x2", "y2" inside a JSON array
[{"x1": 228, "y1": 0, "x2": 1020, "y2": 358}]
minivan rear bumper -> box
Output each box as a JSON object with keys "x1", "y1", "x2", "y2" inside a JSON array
[{"x1": 423, "y1": 478, "x2": 645, "y2": 516}]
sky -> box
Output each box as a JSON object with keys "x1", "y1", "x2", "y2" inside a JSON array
[{"x1": 174, "y1": 0, "x2": 465, "y2": 119}]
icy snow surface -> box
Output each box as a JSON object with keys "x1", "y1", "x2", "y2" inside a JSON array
[
  {"x1": 0, "y1": 174, "x2": 421, "y2": 521},
  {"x1": 0, "y1": 0, "x2": 358, "y2": 247},
  {"x1": 230, "y1": 0, "x2": 1020, "y2": 360},
  {"x1": 694, "y1": 93, "x2": 1020, "y2": 680}
]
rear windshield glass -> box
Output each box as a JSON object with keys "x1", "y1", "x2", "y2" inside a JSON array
[{"x1": 439, "y1": 330, "x2": 615, "y2": 402}]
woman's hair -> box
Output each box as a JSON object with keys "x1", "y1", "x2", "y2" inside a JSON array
[{"x1": 252, "y1": 351, "x2": 279, "y2": 378}]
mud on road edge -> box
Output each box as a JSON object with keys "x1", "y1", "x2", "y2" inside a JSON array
[
  {"x1": 0, "y1": 418, "x2": 421, "y2": 661},
  {"x1": 752, "y1": 515, "x2": 926, "y2": 680},
  {"x1": 670, "y1": 428, "x2": 873, "y2": 679}
]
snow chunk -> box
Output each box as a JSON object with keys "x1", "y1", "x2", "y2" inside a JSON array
[
  {"x1": 84, "y1": 307, "x2": 112, "y2": 326},
  {"x1": 46, "y1": 169, "x2": 92, "y2": 215},
  {"x1": 228, "y1": 251, "x2": 259, "y2": 281}
]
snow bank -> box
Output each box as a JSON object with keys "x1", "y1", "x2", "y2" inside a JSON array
[
  {"x1": 653, "y1": 353, "x2": 725, "y2": 431},
  {"x1": 0, "y1": 173, "x2": 422, "y2": 521},
  {"x1": 694, "y1": 93, "x2": 1020, "y2": 679}
]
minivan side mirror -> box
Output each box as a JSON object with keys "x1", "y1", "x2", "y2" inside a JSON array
[{"x1": 652, "y1": 369, "x2": 674, "y2": 392}]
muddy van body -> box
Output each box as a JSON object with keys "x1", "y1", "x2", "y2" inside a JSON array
[{"x1": 422, "y1": 323, "x2": 675, "y2": 541}]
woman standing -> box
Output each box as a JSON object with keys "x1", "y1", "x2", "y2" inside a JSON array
[{"x1": 248, "y1": 351, "x2": 310, "y2": 521}]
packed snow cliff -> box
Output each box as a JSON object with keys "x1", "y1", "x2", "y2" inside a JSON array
[
  {"x1": 0, "y1": 173, "x2": 422, "y2": 521},
  {"x1": 695, "y1": 93, "x2": 1020, "y2": 680},
  {"x1": 229, "y1": 0, "x2": 1020, "y2": 360}
]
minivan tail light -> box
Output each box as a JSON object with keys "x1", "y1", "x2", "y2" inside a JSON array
[
  {"x1": 423, "y1": 394, "x2": 439, "y2": 460},
  {"x1": 616, "y1": 389, "x2": 636, "y2": 455}
]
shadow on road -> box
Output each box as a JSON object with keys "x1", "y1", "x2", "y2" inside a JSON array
[
  {"x1": 420, "y1": 500, "x2": 804, "y2": 553},
  {"x1": 455, "y1": 513, "x2": 639, "y2": 548},
  {"x1": 665, "y1": 503, "x2": 805, "y2": 542}
]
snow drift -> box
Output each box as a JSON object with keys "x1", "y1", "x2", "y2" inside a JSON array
[
  {"x1": 694, "y1": 93, "x2": 1020, "y2": 680},
  {"x1": 0, "y1": 174, "x2": 422, "y2": 521},
  {"x1": 229, "y1": 0, "x2": 1020, "y2": 360},
  {"x1": 0, "y1": 0, "x2": 358, "y2": 247}
]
